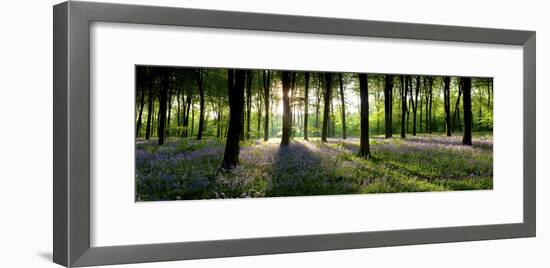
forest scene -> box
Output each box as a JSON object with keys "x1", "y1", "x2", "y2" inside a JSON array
[{"x1": 135, "y1": 66, "x2": 493, "y2": 202}]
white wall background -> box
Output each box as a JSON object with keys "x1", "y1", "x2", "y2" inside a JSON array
[{"x1": 0, "y1": 0, "x2": 547, "y2": 267}]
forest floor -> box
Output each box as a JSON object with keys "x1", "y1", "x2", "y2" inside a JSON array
[{"x1": 136, "y1": 133, "x2": 493, "y2": 201}]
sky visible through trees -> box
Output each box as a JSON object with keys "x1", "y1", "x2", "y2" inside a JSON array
[{"x1": 135, "y1": 66, "x2": 493, "y2": 202}]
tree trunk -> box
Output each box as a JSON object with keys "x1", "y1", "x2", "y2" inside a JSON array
[
  {"x1": 257, "y1": 81, "x2": 262, "y2": 139},
  {"x1": 315, "y1": 73, "x2": 322, "y2": 131},
  {"x1": 222, "y1": 69, "x2": 246, "y2": 169},
  {"x1": 321, "y1": 73, "x2": 332, "y2": 142},
  {"x1": 358, "y1": 74, "x2": 371, "y2": 158},
  {"x1": 427, "y1": 77, "x2": 433, "y2": 133},
  {"x1": 406, "y1": 77, "x2": 411, "y2": 134},
  {"x1": 145, "y1": 75, "x2": 155, "y2": 140},
  {"x1": 412, "y1": 76, "x2": 420, "y2": 136},
  {"x1": 462, "y1": 77, "x2": 472, "y2": 146},
  {"x1": 289, "y1": 72, "x2": 295, "y2": 137},
  {"x1": 384, "y1": 75, "x2": 394, "y2": 138},
  {"x1": 399, "y1": 76, "x2": 407, "y2": 139},
  {"x1": 419, "y1": 79, "x2": 423, "y2": 134},
  {"x1": 196, "y1": 69, "x2": 205, "y2": 140},
  {"x1": 157, "y1": 69, "x2": 169, "y2": 145},
  {"x1": 452, "y1": 79, "x2": 463, "y2": 132},
  {"x1": 304, "y1": 72, "x2": 310, "y2": 140},
  {"x1": 281, "y1": 71, "x2": 292, "y2": 145},
  {"x1": 443, "y1": 76, "x2": 451, "y2": 136},
  {"x1": 263, "y1": 70, "x2": 270, "y2": 141},
  {"x1": 246, "y1": 70, "x2": 252, "y2": 140},
  {"x1": 166, "y1": 76, "x2": 173, "y2": 138},
  {"x1": 183, "y1": 94, "x2": 192, "y2": 137},
  {"x1": 216, "y1": 98, "x2": 222, "y2": 138},
  {"x1": 338, "y1": 73, "x2": 347, "y2": 139},
  {"x1": 328, "y1": 92, "x2": 336, "y2": 138},
  {"x1": 136, "y1": 76, "x2": 147, "y2": 138},
  {"x1": 190, "y1": 101, "x2": 195, "y2": 136}
]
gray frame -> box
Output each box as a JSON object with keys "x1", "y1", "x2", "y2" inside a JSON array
[{"x1": 53, "y1": 1, "x2": 536, "y2": 267}]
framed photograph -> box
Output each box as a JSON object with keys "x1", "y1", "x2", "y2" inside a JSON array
[{"x1": 53, "y1": 1, "x2": 536, "y2": 267}]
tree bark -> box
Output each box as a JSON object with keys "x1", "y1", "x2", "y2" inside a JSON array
[
  {"x1": 145, "y1": 72, "x2": 155, "y2": 140},
  {"x1": 256, "y1": 77, "x2": 262, "y2": 139},
  {"x1": 262, "y1": 70, "x2": 271, "y2": 141},
  {"x1": 412, "y1": 76, "x2": 420, "y2": 136},
  {"x1": 196, "y1": 69, "x2": 205, "y2": 140},
  {"x1": 182, "y1": 93, "x2": 192, "y2": 137},
  {"x1": 358, "y1": 74, "x2": 371, "y2": 158},
  {"x1": 222, "y1": 69, "x2": 246, "y2": 169},
  {"x1": 443, "y1": 76, "x2": 452, "y2": 136},
  {"x1": 157, "y1": 69, "x2": 169, "y2": 145},
  {"x1": 246, "y1": 70, "x2": 252, "y2": 140},
  {"x1": 452, "y1": 79, "x2": 463, "y2": 132},
  {"x1": 384, "y1": 75, "x2": 394, "y2": 138},
  {"x1": 462, "y1": 77, "x2": 472, "y2": 146},
  {"x1": 419, "y1": 78, "x2": 423, "y2": 133},
  {"x1": 281, "y1": 71, "x2": 292, "y2": 145},
  {"x1": 304, "y1": 72, "x2": 310, "y2": 140},
  {"x1": 315, "y1": 73, "x2": 322, "y2": 131},
  {"x1": 290, "y1": 72, "x2": 297, "y2": 137},
  {"x1": 136, "y1": 70, "x2": 147, "y2": 138},
  {"x1": 321, "y1": 73, "x2": 333, "y2": 142},
  {"x1": 216, "y1": 97, "x2": 222, "y2": 138},
  {"x1": 166, "y1": 74, "x2": 173, "y2": 138},
  {"x1": 427, "y1": 76, "x2": 433, "y2": 133},
  {"x1": 338, "y1": 73, "x2": 347, "y2": 139},
  {"x1": 399, "y1": 76, "x2": 407, "y2": 139}
]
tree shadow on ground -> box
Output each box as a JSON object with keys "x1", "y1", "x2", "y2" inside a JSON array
[{"x1": 267, "y1": 140, "x2": 359, "y2": 197}]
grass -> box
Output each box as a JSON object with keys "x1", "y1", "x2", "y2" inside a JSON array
[{"x1": 135, "y1": 134, "x2": 493, "y2": 201}]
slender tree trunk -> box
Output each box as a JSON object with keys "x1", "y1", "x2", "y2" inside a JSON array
[
  {"x1": 183, "y1": 94, "x2": 192, "y2": 137},
  {"x1": 406, "y1": 77, "x2": 411, "y2": 134},
  {"x1": 217, "y1": 98, "x2": 222, "y2": 138},
  {"x1": 462, "y1": 77, "x2": 472, "y2": 146},
  {"x1": 281, "y1": 71, "x2": 292, "y2": 145},
  {"x1": 136, "y1": 80, "x2": 147, "y2": 138},
  {"x1": 338, "y1": 73, "x2": 347, "y2": 139},
  {"x1": 257, "y1": 82, "x2": 262, "y2": 139},
  {"x1": 176, "y1": 89, "x2": 181, "y2": 128},
  {"x1": 256, "y1": 95, "x2": 262, "y2": 139},
  {"x1": 190, "y1": 101, "x2": 195, "y2": 136},
  {"x1": 222, "y1": 69, "x2": 246, "y2": 169},
  {"x1": 443, "y1": 76, "x2": 451, "y2": 136},
  {"x1": 384, "y1": 75, "x2": 394, "y2": 138},
  {"x1": 157, "y1": 69, "x2": 169, "y2": 145},
  {"x1": 263, "y1": 70, "x2": 270, "y2": 141},
  {"x1": 315, "y1": 73, "x2": 322, "y2": 132},
  {"x1": 304, "y1": 72, "x2": 310, "y2": 140},
  {"x1": 424, "y1": 86, "x2": 430, "y2": 133},
  {"x1": 166, "y1": 77, "x2": 173, "y2": 138},
  {"x1": 412, "y1": 76, "x2": 420, "y2": 136},
  {"x1": 375, "y1": 83, "x2": 381, "y2": 135},
  {"x1": 145, "y1": 76, "x2": 155, "y2": 140},
  {"x1": 289, "y1": 72, "x2": 295, "y2": 137},
  {"x1": 196, "y1": 69, "x2": 205, "y2": 140},
  {"x1": 427, "y1": 77, "x2": 433, "y2": 133},
  {"x1": 329, "y1": 92, "x2": 336, "y2": 138},
  {"x1": 245, "y1": 70, "x2": 252, "y2": 140},
  {"x1": 452, "y1": 80, "x2": 463, "y2": 132},
  {"x1": 358, "y1": 74, "x2": 371, "y2": 158},
  {"x1": 399, "y1": 76, "x2": 407, "y2": 138},
  {"x1": 321, "y1": 73, "x2": 332, "y2": 142},
  {"x1": 419, "y1": 80, "x2": 423, "y2": 134}
]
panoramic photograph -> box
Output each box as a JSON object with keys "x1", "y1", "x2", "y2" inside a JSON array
[{"x1": 135, "y1": 66, "x2": 493, "y2": 202}]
